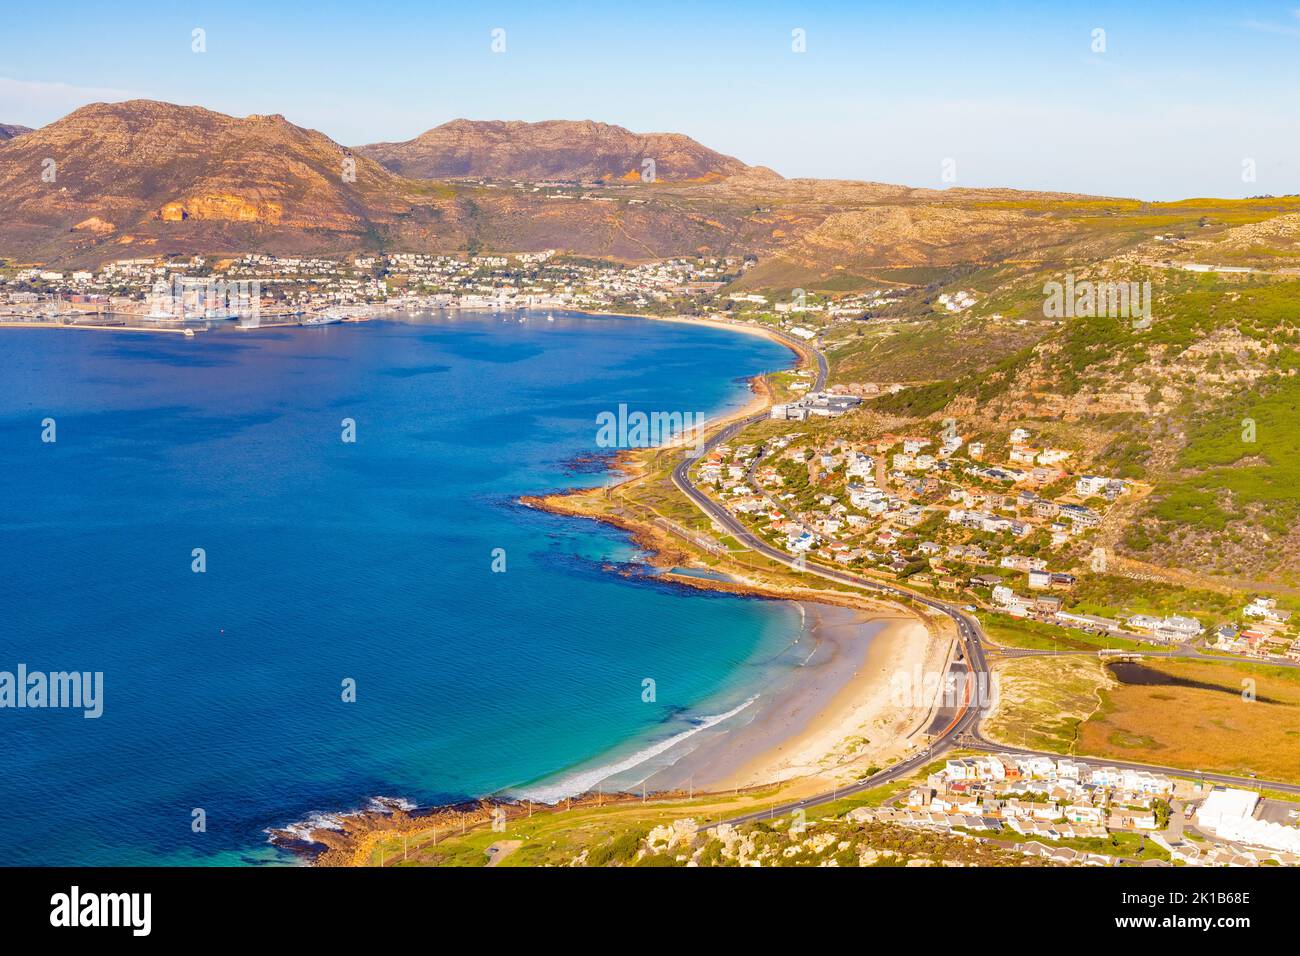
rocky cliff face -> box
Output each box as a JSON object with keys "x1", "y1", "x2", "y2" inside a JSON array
[{"x1": 357, "y1": 118, "x2": 754, "y2": 182}]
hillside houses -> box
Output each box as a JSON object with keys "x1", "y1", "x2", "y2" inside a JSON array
[
  {"x1": 1245, "y1": 596, "x2": 1291, "y2": 623},
  {"x1": 1207, "y1": 596, "x2": 1298, "y2": 660},
  {"x1": 936, "y1": 289, "x2": 976, "y2": 312},
  {"x1": 694, "y1": 402, "x2": 1156, "y2": 630}
]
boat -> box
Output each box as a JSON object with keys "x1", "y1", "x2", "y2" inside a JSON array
[
  {"x1": 546, "y1": 312, "x2": 555, "y2": 322},
  {"x1": 301, "y1": 309, "x2": 344, "y2": 326}
]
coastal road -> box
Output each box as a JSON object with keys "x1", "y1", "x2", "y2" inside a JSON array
[
  {"x1": 667, "y1": 330, "x2": 1298, "y2": 828},
  {"x1": 667, "y1": 330, "x2": 992, "y2": 826}
]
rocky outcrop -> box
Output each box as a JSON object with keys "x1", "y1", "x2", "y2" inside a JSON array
[
  {"x1": 159, "y1": 194, "x2": 284, "y2": 224},
  {"x1": 71, "y1": 216, "x2": 116, "y2": 235}
]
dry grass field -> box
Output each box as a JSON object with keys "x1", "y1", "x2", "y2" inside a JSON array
[{"x1": 1078, "y1": 659, "x2": 1300, "y2": 783}]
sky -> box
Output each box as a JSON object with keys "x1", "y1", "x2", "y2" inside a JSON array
[{"x1": 2, "y1": 0, "x2": 1299, "y2": 200}]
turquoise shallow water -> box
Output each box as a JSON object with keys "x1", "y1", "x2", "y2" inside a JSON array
[{"x1": 0, "y1": 311, "x2": 798, "y2": 865}]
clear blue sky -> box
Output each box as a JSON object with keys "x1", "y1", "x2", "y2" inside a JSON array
[{"x1": 3, "y1": 1, "x2": 1299, "y2": 199}]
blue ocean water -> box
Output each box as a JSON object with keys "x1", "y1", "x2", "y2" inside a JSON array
[{"x1": 0, "y1": 312, "x2": 797, "y2": 865}]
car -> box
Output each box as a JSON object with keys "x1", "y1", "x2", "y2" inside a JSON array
[{"x1": 962, "y1": 605, "x2": 977, "y2": 612}]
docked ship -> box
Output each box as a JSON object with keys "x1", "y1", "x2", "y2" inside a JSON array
[{"x1": 300, "y1": 309, "x2": 345, "y2": 326}]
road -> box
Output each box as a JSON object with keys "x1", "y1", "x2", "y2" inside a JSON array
[
  {"x1": 664, "y1": 328, "x2": 1300, "y2": 828},
  {"x1": 991, "y1": 642, "x2": 1300, "y2": 670}
]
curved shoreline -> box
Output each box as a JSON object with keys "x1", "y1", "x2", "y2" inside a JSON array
[
  {"x1": 518, "y1": 317, "x2": 944, "y2": 795},
  {"x1": 275, "y1": 311, "x2": 941, "y2": 865}
]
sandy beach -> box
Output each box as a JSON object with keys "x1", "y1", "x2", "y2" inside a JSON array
[
  {"x1": 708, "y1": 609, "x2": 946, "y2": 789},
  {"x1": 557, "y1": 601, "x2": 947, "y2": 797}
]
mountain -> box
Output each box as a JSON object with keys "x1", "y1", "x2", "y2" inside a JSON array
[
  {"x1": 0, "y1": 99, "x2": 1216, "y2": 280},
  {"x1": 5, "y1": 98, "x2": 1289, "y2": 315},
  {"x1": 0, "y1": 100, "x2": 446, "y2": 262},
  {"x1": 0, "y1": 100, "x2": 1143, "y2": 272},
  {"x1": 0, "y1": 102, "x2": 790, "y2": 264},
  {"x1": 356, "y1": 119, "x2": 757, "y2": 183},
  {"x1": 0, "y1": 124, "x2": 31, "y2": 141}
]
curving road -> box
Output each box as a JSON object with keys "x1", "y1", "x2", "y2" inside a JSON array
[
  {"x1": 670, "y1": 329, "x2": 991, "y2": 825},
  {"x1": 667, "y1": 327, "x2": 1299, "y2": 828}
]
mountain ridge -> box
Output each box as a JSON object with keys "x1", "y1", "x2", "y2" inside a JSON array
[
  {"x1": 356, "y1": 117, "x2": 760, "y2": 183},
  {"x1": 1, "y1": 98, "x2": 1288, "y2": 282}
]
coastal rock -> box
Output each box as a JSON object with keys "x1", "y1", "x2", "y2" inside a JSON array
[{"x1": 645, "y1": 817, "x2": 699, "y2": 852}]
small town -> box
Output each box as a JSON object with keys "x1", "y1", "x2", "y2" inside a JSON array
[
  {"x1": 694, "y1": 416, "x2": 1299, "y2": 659},
  {"x1": 632, "y1": 752, "x2": 1299, "y2": 868},
  {"x1": 885, "y1": 753, "x2": 1300, "y2": 866},
  {"x1": 0, "y1": 250, "x2": 751, "y2": 325}
]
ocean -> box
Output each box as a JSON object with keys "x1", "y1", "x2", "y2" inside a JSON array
[{"x1": 0, "y1": 311, "x2": 801, "y2": 865}]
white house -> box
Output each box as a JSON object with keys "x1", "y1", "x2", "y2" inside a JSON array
[
  {"x1": 1075, "y1": 475, "x2": 1110, "y2": 497},
  {"x1": 1037, "y1": 448, "x2": 1072, "y2": 466}
]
